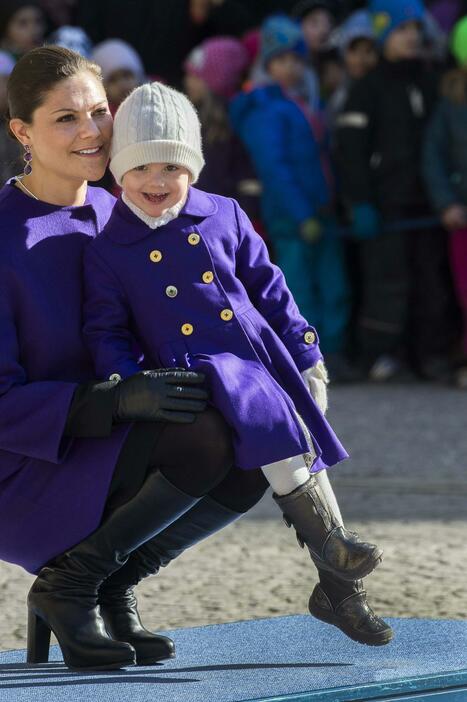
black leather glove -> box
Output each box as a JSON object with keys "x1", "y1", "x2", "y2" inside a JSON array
[{"x1": 113, "y1": 369, "x2": 208, "y2": 424}]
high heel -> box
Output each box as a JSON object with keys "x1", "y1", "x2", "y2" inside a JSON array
[
  {"x1": 27, "y1": 609, "x2": 51, "y2": 664},
  {"x1": 26, "y1": 470, "x2": 200, "y2": 670}
]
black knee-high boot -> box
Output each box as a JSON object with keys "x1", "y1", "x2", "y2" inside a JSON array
[
  {"x1": 309, "y1": 570, "x2": 394, "y2": 646},
  {"x1": 274, "y1": 475, "x2": 383, "y2": 580},
  {"x1": 27, "y1": 470, "x2": 201, "y2": 671},
  {"x1": 98, "y1": 496, "x2": 242, "y2": 664}
]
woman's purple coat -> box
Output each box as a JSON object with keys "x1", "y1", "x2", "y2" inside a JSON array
[
  {"x1": 0, "y1": 183, "x2": 130, "y2": 574},
  {"x1": 84, "y1": 187, "x2": 348, "y2": 471}
]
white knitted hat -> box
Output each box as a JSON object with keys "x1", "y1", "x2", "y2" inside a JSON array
[{"x1": 110, "y1": 81, "x2": 205, "y2": 185}]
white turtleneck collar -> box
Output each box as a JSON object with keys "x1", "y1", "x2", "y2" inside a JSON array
[{"x1": 122, "y1": 192, "x2": 186, "y2": 229}]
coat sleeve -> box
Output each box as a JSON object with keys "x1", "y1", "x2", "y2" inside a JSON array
[
  {"x1": 83, "y1": 243, "x2": 141, "y2": 380},
  {"x1": 0, "y1": 278, "x2": 77, "y2": 463},
  {"x1": 232, "y1": 199, "x2": 323, "y2": 371},
  {"x1": 335, "y1": 75, "x2": 376, "y2": 204},
  {"x1": 234, "y1": 103, "x2": 316, "y2": 224},
  {"x1": 422, "y1": 100, "x2": 458, "y2": 213}
]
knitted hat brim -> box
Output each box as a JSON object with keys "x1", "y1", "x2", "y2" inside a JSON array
[{"x1": 110, "y1": 140, "x2": 205, "y2": 185}]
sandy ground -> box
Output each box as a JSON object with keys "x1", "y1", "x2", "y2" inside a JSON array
[{"x1": 1, "y1": 382, "x2": 466, "y2": 652}]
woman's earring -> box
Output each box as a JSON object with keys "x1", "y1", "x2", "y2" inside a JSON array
[{"x1": 23, "y1": 145, "x2": 32, "y2": 176}]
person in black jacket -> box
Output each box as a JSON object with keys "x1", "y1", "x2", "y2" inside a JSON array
[{"x1": 335, "y1": 0, "x2": 455, "y2": 381}]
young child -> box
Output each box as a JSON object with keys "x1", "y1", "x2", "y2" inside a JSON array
[
  {"x1": 83, "y1": 81, "x2": 392, "y2": 646},
  {"x1": 0, "y1": 1, "x2": 46, "y2": 61},
  {"x1": 336, "y1": 0, "x2": 454, "y2": 381},
  {"x1": 231, "y1": 14, "x2": 354, "y2": 381},
  {"x1": 423, "y1": 15, "x2": 467, "y2": 388}
]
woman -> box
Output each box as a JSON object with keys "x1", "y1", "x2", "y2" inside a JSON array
[
  {"x1": 0, "y1": 45, "x2": 391, "y2": 672},
  {"x1": 0, "y1": 45, "x2": 270, "y2": 671}
]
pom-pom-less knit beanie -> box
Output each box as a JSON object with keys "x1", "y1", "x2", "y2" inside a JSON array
[
  {"x1": 370, "y1": 0, "x2": 425, "y2": 45},
  {"x1": 110, "y1": 81, "x2": 205, "y2": 186}
]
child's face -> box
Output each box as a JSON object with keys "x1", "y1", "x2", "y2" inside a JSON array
[
  {"x1": 122, "y1": 163, "x2": 190, "y2": 217},
  {"x1": 184, "y1": 73, "x2": 209, "y2": 106},
  {"x1": 301, "y1": 9, "x2": 333, "y2": 53},
  {"x1": 5, "y1": 5, "x2": 45, "y2": 53},
  {"x1": 345, "y1": 38, "x2": 378, "y2": 79},
  {"x1": 267, "y1": 52, "x2": 305, "y2": 89},
  {"x1": 105, "y1": 69, "x2": 140, "y2": 108},
  {"x1": 384, "y1": 21, "x2": 422, "y2": 61}
]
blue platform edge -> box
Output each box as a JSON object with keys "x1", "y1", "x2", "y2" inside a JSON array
[{"x1": 1, "y1": 616, "x2": 467, "y2": 702}]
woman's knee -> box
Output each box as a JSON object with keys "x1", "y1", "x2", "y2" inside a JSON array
[{"x1": 189, "y1": 408, "x2": 234, "y2": 474}]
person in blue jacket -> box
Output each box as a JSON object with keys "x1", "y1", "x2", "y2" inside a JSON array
[{"x1": 230, "y1": 14, "x2": 351, "y2": 381}]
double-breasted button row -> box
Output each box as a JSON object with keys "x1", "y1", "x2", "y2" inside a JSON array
[
  {"x1": 304, "y1": 331, "x2": 316, "y2": 344},
  {"x1": 149, "y1": 233, "x2": 200, "y2": 264},
  {"x1": 180, "y1": 309, "x2": 234, "y2": 336}
]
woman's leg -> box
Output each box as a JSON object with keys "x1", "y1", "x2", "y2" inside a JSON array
[{"x1": 28, "y1": 409, "x2": 234, "y2": 670}]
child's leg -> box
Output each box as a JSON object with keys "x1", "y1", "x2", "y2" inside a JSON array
[{"x1": 261, "y1": 457, "x2": 382, "y2": 580}]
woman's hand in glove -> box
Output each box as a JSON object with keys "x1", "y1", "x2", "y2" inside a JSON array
[
  {"x1": 113, "y1": 369, "x2": 208, "y2": 424},
  {"x1": 301, "y1": 360, "x2": 329, "y2": 415}
]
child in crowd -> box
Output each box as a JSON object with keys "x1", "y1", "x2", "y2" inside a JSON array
[
  {"x1": 423, "y1": 16, "x2": 467, "y2": 388},
  {"x1": 336, "y1": 0, "x2": 454, "y2": 381},
  {"x1": 231, "y1": 14, "x2": 354, "y2": 380},
  {"x1": 92, "y1": 38, "x2": 145, "y2": 114},
  {"x1": 292, "y1": 0, "x2": 335, "y2": 66},
  {"x1": 0, "y1": 1, "x2": 46, "y2": 61},
  {"x1": 327, "y1": 10, "x2": 377, "y2": 128},
  {"x1": 183, "y1": 36, "x2": 261, "y2": 227},
  {"x1": 83, "y1": 80, "x2": 392, "y2": 647}
]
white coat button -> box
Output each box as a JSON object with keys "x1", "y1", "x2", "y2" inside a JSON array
[
  {"x1": 304, "y1": 331, "x2": 316, "y2": 344},
  {"x1": 165, "y1": 285, "x2": 178, "y2": 298},
  {"x1": 109, "y1": 373, "x2": 122, "y2": 382}
]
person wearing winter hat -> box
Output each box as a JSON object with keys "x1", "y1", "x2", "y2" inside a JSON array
[
  {"x1": 92, "y1": 39, "x2": 145, "y2": 112},
  {"x1": 422, "y1": 15, "x2": 467, "y2": 388},
  {"x1": 47, "y1": 25, "x2": 93, "y2": 59},
  {"x1": 336, "y1": 0, "x2": 455, "y2": 382},
  {"x1": 327, "y1": 10, "x2": 377, "y2": 127},
  {"x1": 292, "y1": 0, "x2": 336, "y2": 59},
  {"x1": 183, "y1": 37, "x2": 260, "y2": 221},
  {"x1": 83, "y1": 79, "x2": 392, "y2": 650}
]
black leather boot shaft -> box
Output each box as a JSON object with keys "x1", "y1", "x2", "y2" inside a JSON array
[
  {"x1": 98, "y1": 496, "x2": 242, "y2": 664},
  {"x1": 27, "y1": 470, "x2": 200, "y2": 670},
  {"x1": 274, "y1": 475, "x2": 383, "y2": 580}
]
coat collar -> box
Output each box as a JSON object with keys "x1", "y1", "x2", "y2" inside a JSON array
[{"x1": 104, "y1": 186, "x2": 218, "y2": 245}]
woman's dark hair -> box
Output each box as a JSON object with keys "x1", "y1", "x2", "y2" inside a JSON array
[{"x1": 7, "y1": 45, "x2": 103, "y2": 128}]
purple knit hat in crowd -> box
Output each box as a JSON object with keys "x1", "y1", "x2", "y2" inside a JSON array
[{"x1": 184, "y1": 37, "x2": 250, "y2": 99}]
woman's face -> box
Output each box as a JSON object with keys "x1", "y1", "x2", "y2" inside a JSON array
[
  {"x1": 122, "y1": 163, "x2": 190, "y2": 217},
  {"x1": 5, "y1": 6, "x2": 45, "y2": 53},
  {"x1": 12, "y1": 71, "x2": 113, "y2": 184}
]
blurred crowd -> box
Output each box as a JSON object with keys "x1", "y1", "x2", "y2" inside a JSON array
[{"x1": 1, "y1": 0, "x2": 467, "y2": 386}]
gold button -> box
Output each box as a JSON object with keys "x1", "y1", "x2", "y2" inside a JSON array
[
  {"x1": 149, "y1": 249, "x2": 162, "y2": 263},
  {"x1": 220, "y1": 308, "x2": 233, "y2": 321},
  {"x1": 165, "y1": 285, "x2": 178, "y2": 298},
  {"x1": 304, "y1": 331, "x2": 316, "y2": 344},
  {"x1": 188, "y1": 233, "x2": 200, "y2": 246},
  {"x1": 181, "y1": 323, "x2": 194, "y2": 336},
  {"x1": 202, "y1": 271, "x2": 214, "y2": 284}
]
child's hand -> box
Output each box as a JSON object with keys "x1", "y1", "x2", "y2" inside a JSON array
[
  {"x1": 301, "y1": 361, "x2": 329, "y2": 415},
  {"x1": 300, "y1": 218, "x2": 322, "y2": 244}
]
